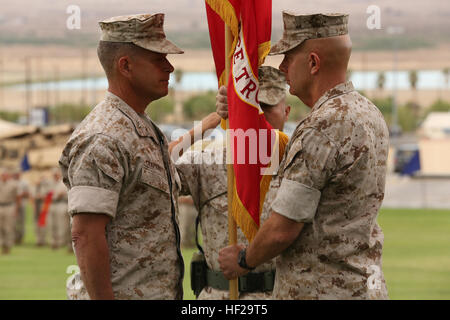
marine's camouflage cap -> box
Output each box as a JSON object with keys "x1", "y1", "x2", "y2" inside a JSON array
[
  {"x1": 258, "y1": 66, "x2": 286, "y2": 106},
  {"x1": 270, "y1": 11, "x2": 349, "y2": 55},
  {"x1": 99, "y1": 13, "x2": 184, "y2": 54}
]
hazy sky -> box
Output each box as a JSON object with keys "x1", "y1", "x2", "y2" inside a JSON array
[{"x1": 1, "y1": 0, "x2": 449, "y2": 38}]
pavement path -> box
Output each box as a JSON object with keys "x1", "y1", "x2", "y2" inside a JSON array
[{"x1": 383, "y1": 174, "x2": 450, "y2": 209}]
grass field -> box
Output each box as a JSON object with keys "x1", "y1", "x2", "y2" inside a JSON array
[{"x1": 0, "y1": 207, "x2": 449, "y2": 300}]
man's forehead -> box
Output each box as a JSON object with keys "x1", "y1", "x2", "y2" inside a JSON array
[{"x1": 278, "y1": 98, "x2": 288, "y2": 110}]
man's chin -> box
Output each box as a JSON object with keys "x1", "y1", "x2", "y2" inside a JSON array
[
  {"x1": 161, "y1": 84, "x2": 169, "y2": 94},
  {"x1": 161, "y1": 87, "x2": 169, "y2": 97},
  {"x1": 289, "y1": 86, "x2": 296, "y2": 97},
  {"x1": 149, "y1": 87, "x2": 169, "y2": 101}
]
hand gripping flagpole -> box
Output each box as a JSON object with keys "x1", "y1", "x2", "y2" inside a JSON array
[{"x1": 225, "y1": 24, "x2": 239, "y2": 301}]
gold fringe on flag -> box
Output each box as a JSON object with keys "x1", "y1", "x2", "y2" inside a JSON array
[
  {"x1": 206, "y1": 0, "x2": 239, "y2": 59},
  {"x1": 231, "y1": 130, "x2": 289, "y2": 242},
  {"x1": 232, "y1": 182, "x2": 259, "y2": 242},
  {"x1": 219, "y1": 70, "x2": 228, "y2": 130},
  {"x1": 257, "y1": 41, "x2": 271, "y2": 67}
]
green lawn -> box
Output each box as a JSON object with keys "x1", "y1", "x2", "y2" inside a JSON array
[
  {"x1": 378, "y1": 209, "x2": 450, "y2": 300},
  {"x1": 0, "y1": 207, "x2": 449, "y2": 300}
]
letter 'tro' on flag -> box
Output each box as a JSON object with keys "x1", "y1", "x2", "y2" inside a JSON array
[{"x1": 205, "y1": 0, "x2": 288, "y2": 242}]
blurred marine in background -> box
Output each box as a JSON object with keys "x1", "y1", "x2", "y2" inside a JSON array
[
  {"x1": 0, "y1": 169, "x2": 20, "y2": 255},
  {"x1": 176, "y1": 66, "x2": 290, "y2": 299},
  {"x1": 46, "y1": 168, "x2": 71, "y2": 251},
  {"x1": 13, "y1": 169, "x2": 31, "y2": 245},
  {"x1": 33, "y1": 175, "x2": 52, "y2": 247}
]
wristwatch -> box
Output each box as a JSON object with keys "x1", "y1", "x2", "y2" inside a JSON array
[{"x1": 238, "y1": 248, "x2": 255, "y2": 270}]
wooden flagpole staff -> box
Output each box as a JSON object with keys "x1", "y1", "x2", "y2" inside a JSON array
[{"x1": 225, "y1": 25, "x2": 239, "y2": 301}]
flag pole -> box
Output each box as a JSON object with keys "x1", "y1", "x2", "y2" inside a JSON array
[{"x1": 225, "y1": 24, "x2": 238, "y2": 301}]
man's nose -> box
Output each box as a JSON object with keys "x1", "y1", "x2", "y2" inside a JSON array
[
  {"x1": 164, "y1": 58, "x2": 175, "y2": 73},
  {"x1": 279, "y1": 58, "x2": 288, "y2": 74}
]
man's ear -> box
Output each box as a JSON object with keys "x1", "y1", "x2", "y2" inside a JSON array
[
  {"x1": 117, "y1": 56, "x2": 132, "y2": 78},
  {"x1": 309, "y1": 52, "x2": 320, "y2": 75},
  {"x1": 285, "y1": 105, "x2": 291, "y2": 120}
]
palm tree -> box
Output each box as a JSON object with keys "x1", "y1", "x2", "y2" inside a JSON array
[
  {"x1": 409, "y1": 70, "x2": 419, "y2": 103},
  {"x1": 376, "y1": 71, "x2": 386, "y2": 98},
  {"x1": 437, "y1": 67, "x2": 449, "y2": 100},
  {"x1": 409, "y1": 70, "x2": 418, "y2": 91},
  {"x1": 443, "y1": 68, "x2": 449, "y2": 90}
]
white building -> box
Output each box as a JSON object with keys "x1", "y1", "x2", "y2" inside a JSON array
[{"x1": 418, "y1": 112, "x2": 450, "y2": 175}]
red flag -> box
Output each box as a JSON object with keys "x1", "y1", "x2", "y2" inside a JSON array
[
  {"x1": 38, "y1": 192, "x2": 53, "y2": 227},
  {"x1": 206, "y1": 0, "x2": 288, "y2": 241},
  {"x1": 205, "y1": 0, "x2": 240, "y2": 87}
]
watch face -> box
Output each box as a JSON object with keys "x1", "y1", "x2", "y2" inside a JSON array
[
  {"x1": 238, "y1": 248, "x2": 254, "y2": 270},
  {"x1": 238, "y1": 249, "x2": 246, "y2": 268}
]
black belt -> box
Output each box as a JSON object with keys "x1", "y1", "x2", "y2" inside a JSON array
[
  {"x1": 206, "y1": 269, "x2": 275, "y2": 293},
  {"x1": 193, "y1": 198, "x2": 274, "y2": 294},
  {"x1": 0, "y1": 202, "x2": 14, "y2": 206}
]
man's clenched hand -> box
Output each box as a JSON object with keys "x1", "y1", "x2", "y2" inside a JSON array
[{"x1": 216, "y1": 85, "x2": 228, "y2": 120}]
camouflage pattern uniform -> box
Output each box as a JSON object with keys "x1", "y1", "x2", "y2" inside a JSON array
[
  {"x1": 0, "y1": 173, "x2": 19, "y2": 252},
  {"x1": 99, "y1": 13, "x2": 183, "y2": 54},
  {"x1": 33, "y1": 176, "x2": 52, "y2": 246},
  {"x1": 257, "y1": 66, "x2": 286, "y2": 106},
  {"x1": 60, "y1": 13, "x2": 184, "y2": 300},
  {"x1": 177, "y1": 146, "x2": 274, "y2": 300},
  {"x1": 264, "y1": 12, "x2": 390, "y2": 300},
  {"x1": 61, "y1": 92, "x2": 184, "y2": 300},
  {"x1": 47, "y1": 177, "x2": 70, "y2": 249},
  {"x1": 15, "y1": 174, "x2": 30, "y2": 245},
  {"x1": 270, "y1": 12, "x2": 349, "y2": 55},
  {"x1": 178, "y1": 196, "x2": 197, "y2": 248},
  {"x1": 175, "y1": 66, "x2": 286, "y2": 299},
  {"x1": 262, "y1": 82, "x2": 390, "y2": 299}
]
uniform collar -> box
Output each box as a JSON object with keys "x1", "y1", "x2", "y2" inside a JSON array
[
  {"x1": 311, "y1": 81, "x2": 355, "y2": 112},
  {"x1": 105, "y1": 91, "x2": 159, "y2": 143}
]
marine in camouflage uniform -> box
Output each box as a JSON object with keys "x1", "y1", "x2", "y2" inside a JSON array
[
  {"x1": 177, "y1": 66, "x2": 289, "y2": 299},
  {"x1": 60, "y1": 13, "x2": 185, "y2": 300},
  {"x1": 14, "y1": 170, "x2": 30, "y2": 245},
  {"x1": 33, "y1": 176, "x2": 52, "y2": 246},
  {"x1": 0, "y1": 169, "x2": 19, "y2": 254},
  {"x1": 219, "y1": 12, "x2": 389, "y2": 300},
  {"x1": 178, "y1": 195, "x2": 197, "y2": 248},
  {"x1": 46, "y1": 169, "x2": 71, "y2": 250}
]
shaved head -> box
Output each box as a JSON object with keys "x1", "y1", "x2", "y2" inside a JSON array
[
  {"x1": 279, "y1": 34, "x2": 352, "y2": 106},
  {"x1": 303, "y1": 34, "x2": 352, "y2": 75}
]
